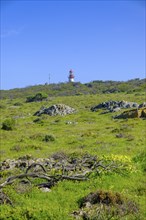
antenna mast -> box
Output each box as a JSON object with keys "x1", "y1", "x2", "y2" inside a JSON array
[{"x1": 49, "y1": 74, "x2": 51, "y2": 84}]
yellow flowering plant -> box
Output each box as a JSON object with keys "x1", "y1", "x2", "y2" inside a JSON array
[{"x1": 101, "y1": 154, "x2": 137, "y2": 175}]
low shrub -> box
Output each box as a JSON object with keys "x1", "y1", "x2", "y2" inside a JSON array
[
  {"x1": 102, "y1": 154, "x2": 137, "y2": 174},
  {"x1": 10, "y1": 145, "x2": 22, "y2": 152},
  {"x1": 29, "y1": 133, "x2": 44, "y2": 141},
  {"x1": 133, "y1": 150, "x2": 146, "y2": 172},
  {"x1": 75, "y1": 190, "x2": 139, "y2": 219},
  {"x1": 0, "y1": 104, "x2": 6, "y2": 109},
  {"x1": 13, "y1": 102, "x2": 23, "y2": 106},
  {"x1": 33, "y1": 118, "x2": 44, "y2": 125},
  {"x1": 51, "y1": 151, "x2": 67, "y2": 160},
  {"x1": 26, "y1": 92, "x2": 48, "y2": 102},
  {"x1": 78, "y1": 190, "x2": 123, "y2": 208},
  {"x1": 30, "y1": 133, "x2": 55, "y2": 142},
  {"x1": 1, "y1": 118, "x2": 15, "y2": 131},
  {"x1": 43, "y1": 134, "x2": 55, "y2": 142}
]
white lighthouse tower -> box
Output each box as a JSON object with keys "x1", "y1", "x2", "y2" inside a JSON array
[{"x1": 68, "y1": 69, "x2": 75, "y2": 82}]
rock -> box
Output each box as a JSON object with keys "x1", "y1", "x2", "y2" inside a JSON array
[
  {"x1": 66, "y1": 121, "x2": 73, "y2": 124},
  {"x1": 34, "y1": 104, "x2": 76, "y2": 116},
  {"x1": 85, "y1": 202, "x2": 92, "y2": 208},
  {"x1": 132, "y1": 103, "x2": 139, "y2": 108},
  {"x1": 91, "y1": 100, "x2": 139, "y2": 113},
  {"x1": 141, "y1": 108, "x2": 146, "y2": 117},
  {"x1": 114, "y1": 108, "x2": 146, "y2": 119},
  {"x1": 116, "y1": 133, "x2": 125, "y2": 138},
  {"x1": 139, "y1": 102, "x2": 146, "y2": 108},
  {"x1": 114, "y1": 109, "x2": 139, "y2": 119},
  {"x1": 110, "y1": 107, "x2": 121, "y2": 112},
  {"x1": 0, "y1": 157, "x2": 35, "y2": 171},
  {"x1": 1, "y1": 159, "x2": 16, "y2": 170},
  {"x1": 65, "y1": 121, "x2": 78, "y2": 125},
  {"x1": 39, "y1": 187, "x2": 51, "y2": 193}
]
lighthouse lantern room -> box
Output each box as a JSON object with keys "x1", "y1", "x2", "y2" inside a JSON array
[{"x1": 68, "y1": 69, "x2": 75, "y2": 82}]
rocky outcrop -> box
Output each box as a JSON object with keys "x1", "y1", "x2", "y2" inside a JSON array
[
  {"x1": 34, "y1": 104, "x2": 76, "y2": 116},
  {"x1": 114, "y1": 108, "x2": 146, "y2": 119},
  {"x1": 138, "y1": 102, "x2": 146, "y2": 108},
  {"x1": 91, "y1": 100, "x2": 139, "y2": 113},
  {"x1": 0, "y1": 154, "x2": 136, "y2": 198},
  {"x1": 141, "y1": 108, "x2": 146, "y2": 117}
]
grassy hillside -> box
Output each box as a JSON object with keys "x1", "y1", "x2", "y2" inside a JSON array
[
  {"x1": 0, "y1": 87, "x2": 146, "y2": 219},
  {"x1": 0, "y1": 78, "x2": 145, "y2": 99}
]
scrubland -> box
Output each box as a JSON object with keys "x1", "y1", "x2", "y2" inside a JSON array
[{"x1": 0, "y1": 90, "x2": 146, "y2": 219}]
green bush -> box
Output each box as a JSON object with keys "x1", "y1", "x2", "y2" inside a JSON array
[
  {"x1": 43, "y1": 134, "x2": 55, "y2": 142},
  {"x1": 0, "y1": 104, "x2": 6, "y2": 109},
  {"x1": 1, "y1": 118, "x2": 15, "y2": 131},
  {"x1": 26, "y1": 92, "x2": 48, "y2": 102},
  {"x1": 14, "y1": 102, "x2": 23, "y2": 106},
  {"x1": 133, "y1": 150, "x2": 146, "y2": 172},
  {"x1": 33, "y1": 118, "x2": 44, "y2": 125}
]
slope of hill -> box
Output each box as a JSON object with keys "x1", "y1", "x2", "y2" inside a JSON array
[{"x1": 0, "y1": 81, "x2": 146, "y2": 219}]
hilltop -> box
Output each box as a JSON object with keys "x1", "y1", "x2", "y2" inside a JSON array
[{"x1": 0, "y1": 78, "x2": 145, "y2": 99}]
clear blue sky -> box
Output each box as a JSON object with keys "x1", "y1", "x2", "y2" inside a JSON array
[{"x1": 1, "y1": 0, "x2": 145, "y2": 90}]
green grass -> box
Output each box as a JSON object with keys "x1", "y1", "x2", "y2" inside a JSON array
[{"x1": 0, "y1": 92, "x2": 146, "y2": 219}]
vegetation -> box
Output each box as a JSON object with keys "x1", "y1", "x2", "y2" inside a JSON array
[
  {"x1": 76, "y1": 190, "x2": 139, "y2": 219},
  {"x1": 1, "y1": 118, "x2": 16, "y2": 131},
  {"x1": 0, "y1": 79, "x2": 146, "y2": 219},
  {"x1": 26, "y1": 92, "x2": 48, "y2": 102},
  {"x1": 0, "y1": 78, "x2": 145, "y2": 99}
]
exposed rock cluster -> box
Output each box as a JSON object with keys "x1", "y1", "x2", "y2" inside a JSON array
[
  {"x1": 138, "y1": 102, "x2": 146, "y2": 108},
  {"x1": 0, "y1": 153, "x2": 133, "y2": 181},
  {"x1": 34, "y1": 104, "x2": 76, "y2": 116},
  {"x1": 0, "y1": 154, "x2": 96, "y2": 172},
  {"x1": 114, "y1": 108, "x2": 146, "y2": 119},
  {"x1": 0, "y1": 154, "x2": 137, "y2": 206},
  {"x1": 91, "y1": 100, "x2": 145, "y2": 112}
]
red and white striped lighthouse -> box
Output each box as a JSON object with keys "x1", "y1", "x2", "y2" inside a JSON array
[{"x1": 68, "y1": 69, "x2": 75, "y2": 82}]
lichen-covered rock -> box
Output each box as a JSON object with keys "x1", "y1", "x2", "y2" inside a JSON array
[
  {"x1": 141, "y1": 108, "x2": 146, "y2": 117},
  {"x1": 34, "y1": 104, "x2": 76, "y2": 116},
  {"x1": 91, "y1": 100, "x2": 139, "y2": 112},
  {"x1": 110, "y1": 107, "x2": 121, "y2": 112},
  {"x1": 114, "y1": 108, "x2": 146, "y2": 119}
]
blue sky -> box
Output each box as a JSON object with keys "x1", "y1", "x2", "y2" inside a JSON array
[{"x1": 1, "y1": 0, "x2": 145, "y2": 90}]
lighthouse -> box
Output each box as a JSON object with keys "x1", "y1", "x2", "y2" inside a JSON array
[{"x1": 68, "y1": 69, "x2": 75, "y2": 82}]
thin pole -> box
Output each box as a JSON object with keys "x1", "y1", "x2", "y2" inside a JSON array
[{"x1": 49, "y1": 74, "x2": 50, "y2": 84}]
